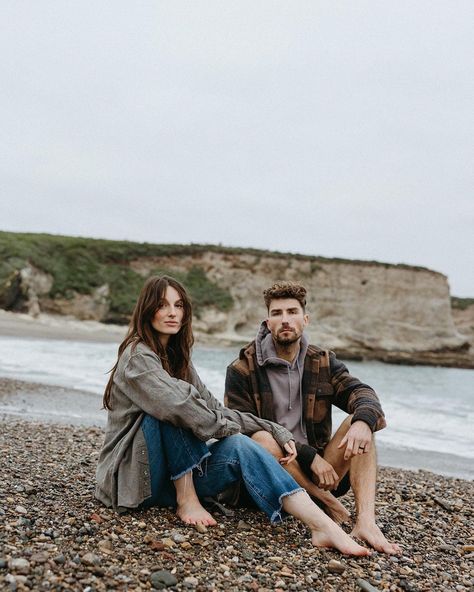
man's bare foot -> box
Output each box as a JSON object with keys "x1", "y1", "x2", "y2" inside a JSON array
[
  {"x1": 311, "y1": 520, "x2": 371, "y2": 556},
  {"x1": 283, "y1": 490, "x2": 370, "y2": 556},
  {"x1": 176, "y1": 498, "x2": 217, "y2": 526},
  {"x1": 351, "y1": 523, "x2": 401, "y2": 554}
]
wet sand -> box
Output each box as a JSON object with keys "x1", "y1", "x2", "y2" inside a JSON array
[{"x1": 0, "y1": 310, "x2": 126, "y2": 343}]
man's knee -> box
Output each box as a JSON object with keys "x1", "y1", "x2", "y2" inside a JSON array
[
  {"x1": 339, "y1": 414, "x2": 354, "y2": 432},
  {"x1": 251, "y1": 431, "x2": 283, "y2": 458}
]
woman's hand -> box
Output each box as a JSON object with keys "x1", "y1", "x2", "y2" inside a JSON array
[{"x1": 279, "y1": 439, "x2": 297, "y2": 465}]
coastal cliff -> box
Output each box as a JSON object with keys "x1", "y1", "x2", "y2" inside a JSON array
[{"x1": 0, "y1": 231, "x2": 472, "y2": 367}]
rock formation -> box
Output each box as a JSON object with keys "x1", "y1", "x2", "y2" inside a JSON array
[{"x1": 1, "y1": 241, "x2": 472, "y2": 367}]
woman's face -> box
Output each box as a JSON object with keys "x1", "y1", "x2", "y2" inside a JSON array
[{"x1": 151, "y1": 286, "x2": 185, "y2": 345}]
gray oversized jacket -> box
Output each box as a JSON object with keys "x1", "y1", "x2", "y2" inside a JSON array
[{"x1": 95, "y1": 342, "x2": 293, "y2": 512}]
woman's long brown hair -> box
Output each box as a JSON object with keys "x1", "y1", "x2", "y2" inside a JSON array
[{"x1": 102, "y1": 275, "x2": 194, "y2": 410}]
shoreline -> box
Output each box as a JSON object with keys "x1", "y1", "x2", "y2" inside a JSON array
[
  {"x1": 1, "y1": 309, "x2": 473, "y2": 368},
  {"x1": 1, "y1": 419, "x2": 473, "y2": 591},
  {"x1": 0, "y1": 376, "x2": 472, "y2": 481}
]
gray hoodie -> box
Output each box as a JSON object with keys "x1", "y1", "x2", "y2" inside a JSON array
[{"x1": 255, "y1": 322, "x2": 309, "y2": 445}]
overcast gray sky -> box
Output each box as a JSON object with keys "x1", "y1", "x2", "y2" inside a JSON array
[{"x1": 1, "y1": 1, "x2": 473, "y2": 295}]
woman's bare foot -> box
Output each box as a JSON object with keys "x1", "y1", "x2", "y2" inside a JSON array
[
  {"x1": 283, "y1": 491, "x2": 370, "y2": 556},
  {"x1": 176, "y1": 498, "x2": 217, "y2": 526},
  {"x1": 173, "y1": 471, "x2": 217, "y2": 526},
  {"x1": 351, "y1": 522, "x2": 401, "y2": 554},
  {"x1": 311, "y1": 520, "x2": 370, "y2": 556}
]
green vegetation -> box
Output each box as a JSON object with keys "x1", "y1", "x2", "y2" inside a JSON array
[
  {"x1": 0, "y1": 230, "x2": 445, "y2": 323},
  {"x1": 152, "y1": 266, "x2": 233, "y2": 318},
  {"x1": 451, "y1": 297, "x2": 474, "y2": 311},
  {"x1": 0, "y1": 231, "x2": 234, "y2": 322}
]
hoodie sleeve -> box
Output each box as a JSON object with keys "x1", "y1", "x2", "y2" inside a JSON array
[{"x1": 329, "y1": 353, "x2": 387, "y2": 432}]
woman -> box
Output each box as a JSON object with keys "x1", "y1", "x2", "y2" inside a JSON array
[{"x1": 95, "y1": 276, "x2": 370, "y2": 555}]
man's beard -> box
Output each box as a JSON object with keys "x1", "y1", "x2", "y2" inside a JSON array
[{"x1": 275, "y1": 329, "x2": 300, "y2": 346}]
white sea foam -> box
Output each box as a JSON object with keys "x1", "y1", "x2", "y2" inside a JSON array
[{"x1": 0, "y1": 336, "x2": 473, "y2": 465}]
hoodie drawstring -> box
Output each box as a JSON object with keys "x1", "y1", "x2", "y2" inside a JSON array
[
  {"x1": 287, "y1": 366, "x2": 292, "y2": 410},
  {"x1": 296, "y1": 358, "x2": 307, "y2": 438}
]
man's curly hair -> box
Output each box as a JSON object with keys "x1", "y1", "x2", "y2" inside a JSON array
[{"x1": 263, "y1": 281, "x2": 307, "y2": 311}]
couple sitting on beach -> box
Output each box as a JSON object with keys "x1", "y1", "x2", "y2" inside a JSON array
[{"x1": 95, "y1": 276, "x2": 400, "y2": 556}]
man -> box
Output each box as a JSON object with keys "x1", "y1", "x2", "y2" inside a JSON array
[{"x1": 225, "y1": 281, "x2": 400, "y2": 554}]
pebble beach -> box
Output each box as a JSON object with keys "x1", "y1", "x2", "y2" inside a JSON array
[{"x1": 1, "y1": 414, "x2": 473, "y2": 591}]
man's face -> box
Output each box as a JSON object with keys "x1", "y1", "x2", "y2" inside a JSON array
[{"x1": 266, "y1": 298, "x2": 309, "y2": 346}]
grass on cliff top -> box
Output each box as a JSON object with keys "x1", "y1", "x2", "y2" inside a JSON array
[
  {"x1": 451, "y1": 297, "x2": 474, "y2": 310},
  {"x1": 0, "y1": 230, "x2": 437, "y2": 272},
  {"x1": 0, "y1": 232, "x2": 233, "y2": 322}
]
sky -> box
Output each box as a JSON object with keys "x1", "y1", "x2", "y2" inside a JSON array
[{"x1": 1, "y1": 1, "x2": 473, "y2": 296}]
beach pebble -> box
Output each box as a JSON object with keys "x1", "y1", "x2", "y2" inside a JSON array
[
  {"x1": 30, "y1": 551, "x2": 49, "y2": 563},
  {"x1": 328, "y1": 559, "x2": 345, "y2": 574},
  {"x1": 194, "y1": 522, "x2": 207, "y2": 534},
  {"x1": 98, "y1": 539, "x2": 114, "y2": 554},
  {"x1": 9, "y1": 558, "x2": 30, "y2": 574},
  {"x1": 81, "y1": 552, "x2": 101, "y2": 566},
  {"x1": 357, "y1": 578, "x2": 382, "y2": 591},
  {"x1": 150, "y1": 569, "x2": 178, "y2": 588},
  {"x1": 14, "y1": 506, "x2": 27, "y2": 515}
]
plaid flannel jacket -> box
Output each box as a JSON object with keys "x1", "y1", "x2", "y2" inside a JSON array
[{"x1": 225, "y1": 340, "x2": 387, "y2": 469}]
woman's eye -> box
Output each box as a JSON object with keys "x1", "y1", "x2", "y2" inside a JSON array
[{"x1": 176, "y1": 302, "x2": 184, "y2": 308}]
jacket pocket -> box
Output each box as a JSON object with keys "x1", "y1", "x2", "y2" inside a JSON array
[{"x1": 312, "y1": 383, "x2": 333, "y2": 423}]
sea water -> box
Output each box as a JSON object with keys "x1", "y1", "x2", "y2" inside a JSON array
[{"x1": 0, "y1": 336, "x2": 472, "y2": 479}]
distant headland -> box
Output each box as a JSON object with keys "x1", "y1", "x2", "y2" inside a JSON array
[{"x1": 1, "y1": 231, "x2": 472, "y2": 368}]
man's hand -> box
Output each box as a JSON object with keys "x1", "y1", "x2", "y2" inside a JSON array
[
  {"x1": 310, "y1": 455, "x2": 339, "y2": 490},
  {"x1": 279, "y1": 440, "x2": 297, "y2": 465},
  {"x1": 338, "y1": 420, "x2": 372, "y2": 460}
]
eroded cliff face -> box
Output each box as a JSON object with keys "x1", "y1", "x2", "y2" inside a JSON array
[
  {"x1": 129, "y1": 252, "x2": 471, "y2": 367},
  {"x1": 8, "y1": 252, "x2": 473, "y2": 367}
]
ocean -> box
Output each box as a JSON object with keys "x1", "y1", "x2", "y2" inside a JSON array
[{"x1": 0, "y1": 335, "x2": 472, "y2": 479}]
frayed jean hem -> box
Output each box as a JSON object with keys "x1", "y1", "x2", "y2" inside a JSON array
[
  {"x1": 270, "y1": 487, "x2": 305, "y2": 524},
  {"x1": 170, "y1": 451, "x2": 211, "y2": 481}
]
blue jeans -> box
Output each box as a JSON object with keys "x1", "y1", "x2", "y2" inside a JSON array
[{"x1": 140, "y1": 415, "x2": 303, "y2": 523}]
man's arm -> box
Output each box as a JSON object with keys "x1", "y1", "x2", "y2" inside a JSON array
[
  {"x1": 329, "y1": 352, "x2": 386, "y2": 459},
  {"x1": 329, "y1": 353, "x2": 386, "y2": 433}
]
